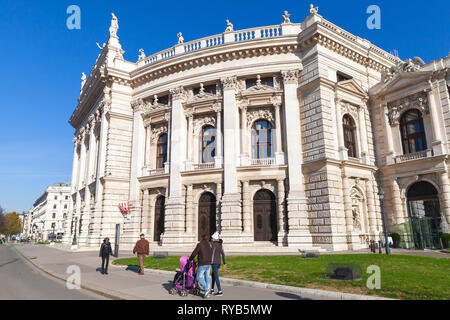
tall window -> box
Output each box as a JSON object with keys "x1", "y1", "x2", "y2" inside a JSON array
[
  {"x1": 252, "y1": 120, "x2": 273, "y2": 159},
  {"x1": 156, "y1": 134, "x2": 168, "y2": 169},
  {"x1": 343, "y1": 115, "x2": 357, "y2": 158},
  {"x1": 400, "y1": 109, "x2": 427, "y2": 154},
  {"x1": 201, "y1": 125, "x2": 216, "y2": 163}
]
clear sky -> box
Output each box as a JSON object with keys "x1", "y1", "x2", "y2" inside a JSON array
[{"x1": 0, "y1": 0, "x2": 449, "y2": 213}]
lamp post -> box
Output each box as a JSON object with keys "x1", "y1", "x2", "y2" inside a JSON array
[
  {"x1": 378, "y1": 185, "x2": 391, "y2": 255},
  {"x1": 72, "y1": 217, "x2": 78, "y2": 247}
]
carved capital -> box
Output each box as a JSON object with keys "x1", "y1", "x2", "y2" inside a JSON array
[
  {"x1": 131, "y1": 98, "x2": 146, "y2": 112},
  {"x1": 221, "y1": 76, "x2": 238, "y2": 90},
  {"x1": 271, "y1": 95, "x2": 282, "y2": 108},
  {"x1": 281, "y1": 69, "x2": 300, "y2": 84},
  {"x1": 169, "y1": 86, "x2": 186, "y2": 101}
]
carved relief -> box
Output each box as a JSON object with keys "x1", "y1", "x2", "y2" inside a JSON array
[
  {"x1": 151, "y1": 124, "x2": 168, "y2": 142},
  {"x1": 221, "y1": 76, "x2": 238, "y2": 90},
  {"x1": 387, "y1": 92, "x2": 429, "y2": 126},
  {"x1": 281, "y1": 70, "x2": 300, "y2": 84},
  {"x1": 246, "y1": 107, "x2": 275, "y2": 127},
  {"x1": 341, "y1": 103, "x2": 359, "y2": 120},
  {"x1": 194, "y1": 115, "x2": 216, "y2": 135},
  {"x1": 170, "y1": 86, "x2": 187, "y2": 101},
  {"x1": 351, "y1": 187, "x2": 364, "y2": 232}
]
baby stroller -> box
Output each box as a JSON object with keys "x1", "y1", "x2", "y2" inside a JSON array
[{"x1": 170, "y1": 256, "x2": 200, "y2": 297}]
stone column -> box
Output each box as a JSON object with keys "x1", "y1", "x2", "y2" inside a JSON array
[
  {"x1": 358, "y1": 106, "x2": 369, "y2": 164},
  {"x1": 141, "y1": 189, "x2": 151, "y2": 238},
  {"x1": 239, "y1": 104, "x2": 250, "y2": 165},
  {"x1": 220, "y1": 76, "x2": 244, "y2": 244},
  {"x1": 391, "y1": 178, "x2": 404, "y2": 226},
  {"x1": 165, "y1": 112, "x2": 172, "y2": 173},
  {"x1": 438, "y1": 171, "x2": 450, "y2": 232},
  {"x1": 274, "y1": 100, "x2": 285, "y2": 165},
  {"x1": 162, "y1": 87, "x2": 187, "y2": 245},
  {"x1": 144, "y1": 123, "x2": 152, "y2": 167},
  {"x1": 335, "y1": 98, "x2": 348, "y2": 160},
  {"x1": 426, "y1": 84, "x2": 445, "y2": 155},
  {"x1": 281, "y1": 70, "x2": 312, "y2": 246},
  {"x1": 365, "y1": 179, "x2": 377, "y2": 235},
  {"x1": 382, "y1": 103, "x2": 395, "y2": 164},
  {"x1": 185, "y1": 112, "x2": 194, "y2": 171},
  {"x1": 129, "y1": 104, "x2": 145, "y2": 203},
  {"x1": 214, "y1": 106, "x2": 223, "y2": 168},
  {"x1": 277, "y1": 179, "x2": 287, "y2": 245},
  {"x1": 64, "y1": 140, "x2": 80, "y2": 244},
  {"x1": 342, "y1": 176, "x2": 353, "y2": 235},
  {"x1": 185, "y1": 185, "x2": 194, "y2": 234},
  {"x1": 242, "y1": 180, "x2": 251, "y2": 234}
]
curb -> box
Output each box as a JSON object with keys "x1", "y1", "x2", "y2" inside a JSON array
[
  {"x1": 14, "y1": 247, "x2": 141, "y2": 300},
  {"x1": 111, "y1": 264, "x2": 392, "y2": 300}
]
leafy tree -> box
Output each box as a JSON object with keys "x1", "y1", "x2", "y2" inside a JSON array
[
  {"x1": 3, "y1": 212, "x2": 22, "y2": 236},
  {"x1": 0, "y1": 206, "x2": 5, "y2": 234}
]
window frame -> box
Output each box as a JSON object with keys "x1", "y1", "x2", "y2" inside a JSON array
[
  {"x1": 201, "y1": 125, "x2": 216, "y2": 163},
  {"x1": 251, "y1": 119, "x2": 273, "y2": 159},
  {"x1": 343, "y1": 114, "x2": 358, "y2": 158},
  {"x1": 400, "y1": 109, "x2": 427, "y2": 154},
  {"x1": 156, "y1": 133, "x2": 168, "y2": 169}
]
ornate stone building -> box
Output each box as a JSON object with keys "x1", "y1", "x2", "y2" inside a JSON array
[{"x1": 63, "y1": 6, "x2": 450, "y2": 252}]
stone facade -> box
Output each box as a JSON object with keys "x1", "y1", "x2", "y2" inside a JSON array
[{"x1": 64, "y1": 8, "x2": 450, "y2": 252}]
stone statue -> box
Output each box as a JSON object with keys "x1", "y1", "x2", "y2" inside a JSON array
[
  {"x1": 352, "y1": 207, "x2": 361, "y2": 230},
  {"x1": 96, "y1": 42, "x2": 105, "y2": 50},
  {"x1": 225, "y1": 19, "x2": 234, "y2": 32},
  {"x1": 177, "y1": 32, "x2": 184, "y2": 44},
  {"x1": 109, "y1": 13, "x2": 119, "y2": 37},
  {"x1": 81, "y1": 72, "x2": 87, "y2": 90},
  {"x1": 282, "y1": 10, "x2": 291, "y2": 24},
  {"x1": 138, "y1": 48, "x2": 146, "y2": 61},
  {"x1": 309, "y1": 4, "x2": 319, "y2": 15}
]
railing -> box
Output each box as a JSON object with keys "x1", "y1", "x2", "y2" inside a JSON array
[
  {"x1": 394, "y1": 150, "x2": 431, "y2": 164},
  {"x1": 251, "y1": 158, "x2": 275, "y2": 166},
  {"x1": 141, "y1": 24, "x2": 287, "y2": 67},
  {"x1": 142, "y1": 167, "x2": 166, "y2": 176},
  {"x1": 193, "y1": 163, "x2": 215, "y2": 170}
]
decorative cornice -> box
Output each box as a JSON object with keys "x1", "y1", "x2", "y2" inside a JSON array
[{"x1": 246, "y1": 107, "x2": 275, "y2": 127}]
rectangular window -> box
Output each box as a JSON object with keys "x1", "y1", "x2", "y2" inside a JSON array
[
  {"x1": 246, "y1": 77, "x2": 274, "y2": 89},
  {"x1": 337, "y1": 72, "x2": 352, "y2": 82}
]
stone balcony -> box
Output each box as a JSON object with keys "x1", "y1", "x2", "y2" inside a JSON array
[{"x1": 394, "y1": 150, "x2": 433, "y2": 164}]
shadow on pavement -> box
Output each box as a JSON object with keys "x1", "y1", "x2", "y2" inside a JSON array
[
  {"x1": 0, "y1": 258, "x2": 19, "y2": 268},
  {"x1": 125, "y1": 265, "x2": 140, "y2": 273},
  {"x1": 162, "y1": 280, "x2": 174, "y2": 294},
  {"x1": 275, "y1": 292, "x2": 311, "y2": 300}
]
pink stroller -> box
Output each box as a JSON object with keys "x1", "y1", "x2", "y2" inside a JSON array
[{"x1": 170, "y1": 256, "x2": 200, "y2": 297}]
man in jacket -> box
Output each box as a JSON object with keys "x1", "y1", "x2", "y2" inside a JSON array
[
  {"x1": 189, "y1": 234, "x2": 213, "y2": 298},
  {"x1": 133, "y1": 234, "x2": 150, "y2": 275},
  {"x1": 99, "y1": 237, "x2": 113, "y2": 275},
  {"x1": 210, "y1": 232, "x2": 226, "y2": 296}
]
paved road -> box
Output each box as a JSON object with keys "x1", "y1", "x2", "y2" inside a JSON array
[{"x1": 0, "y1": 244, "x2": 105, "y2": 300}]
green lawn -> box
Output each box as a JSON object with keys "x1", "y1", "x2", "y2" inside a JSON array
[
  {"x1": 113, "y1": 254, "x2": 450, "y2": 300},
  {"x1": 33, "y1": 241, "x2": 62, "y2": 245}
]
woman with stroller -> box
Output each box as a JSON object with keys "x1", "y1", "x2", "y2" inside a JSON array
[
  {"x1": 210, "y1": 232, "x2": 226, "y2": 296},
  {"x1": 99, "y1": 237, "x2": 113, "y2": 275},
  {"x1": 189, "y1": 234, "x2": 213, "y2": 298}
]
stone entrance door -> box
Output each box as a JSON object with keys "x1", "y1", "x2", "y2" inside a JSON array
[
  {"x1": 198, "y1": 193, "x2": 216, "y2": 241},
  {"x1": 253, "y1": 190, "x2": 277, "y2": 242},
  {"x1": 154, "y1": 196, "x2": 165, "y2": 242}
]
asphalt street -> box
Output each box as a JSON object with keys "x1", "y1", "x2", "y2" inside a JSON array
[{"x1": 0, "y1": 244, "x2": 106, "y2": 300}]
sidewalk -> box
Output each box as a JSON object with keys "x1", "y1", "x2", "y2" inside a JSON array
[{"x1": 14, "y1": 244, "x2": 388, "y2": 300}]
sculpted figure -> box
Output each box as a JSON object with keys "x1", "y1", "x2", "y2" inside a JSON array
[
  {"x1": 177, "y1": 32, "x2": 184, "y2": 44},
  {"x1": 282, "y1": 11, "x2": 291, "y2": 24},
  {"x1": 110, "y1": 13, "x2": 119, "y2": 37},
  {"x1": 225, "y1": 19, "x2": 234, "y2": 32},
  {"x1": 138, "y1": 48, "x2": 146, "y2": 61},
  {"x1": 309, "y1": 4, "x2": 319, "y2": 14}
]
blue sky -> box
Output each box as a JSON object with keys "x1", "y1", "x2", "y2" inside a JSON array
[{"x1": 0, "y1": 0, "x2": 449, "y2": 213}]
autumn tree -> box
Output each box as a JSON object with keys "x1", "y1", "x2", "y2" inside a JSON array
[
  {"x1": 0, "y1": 206, "x2": 5, "y2": 234},
  {"x1": 3, "y1": 212, "x2": 22, "y2": 236}
]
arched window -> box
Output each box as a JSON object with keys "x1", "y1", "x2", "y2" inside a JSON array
[
  {"x1": 156, "y1": 134, "x2": 168, "y2": 169},
  {"x1": 400, "y1": 109, "x2": 427, "y2": 154},
  {"x1": 201, "y1": 125, "x2": 216, "y2": 163},
  {"x1": 343, "y1": 115, "x2": 357, "y2": 158},
  {"x1": 252, "y1": 120, "x2": 273, "y2": 159}
]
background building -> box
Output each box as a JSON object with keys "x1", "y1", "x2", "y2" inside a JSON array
[
  {"x1": 30, "y1": 183, "x2": 71, "y2": 241},
  {"x1": 64, "y1": 6, "x2": 450, "y2": 252}
]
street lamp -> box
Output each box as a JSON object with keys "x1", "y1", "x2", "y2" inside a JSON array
[
  {"x1": 72, "y1": 217, "x2": 78, "y2": 247},
  {"x1": 378, "y1": 185, "x2": 391, "y2": 255}
]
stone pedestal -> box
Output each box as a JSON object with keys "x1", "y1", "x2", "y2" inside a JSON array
[
  {"x1": 220, "y1": 193, "x2": 251, "y2": 244},
  {"x1": 161, "y1": 197, "x2": 186, "y2": 245},
  {"x1": 239, "y1": 154, "x2": 250, "y2": 166},
  {"x1": 286, "y1": 193, "x2": 312, "y2": 246},
  {"x1": 275, "y1": 152, "x2": 285, "y2": 165}
]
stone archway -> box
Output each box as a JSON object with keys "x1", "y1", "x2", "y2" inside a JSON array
[
  {"x1": 198, "y1": 192, "x2": 216, "y2": 241},
  {"x1": 406, "y1": 181, "x2": 442, "y2": 249},
  {"x1": 253, "y1": 189, "x2": 277, "y2": 242}
]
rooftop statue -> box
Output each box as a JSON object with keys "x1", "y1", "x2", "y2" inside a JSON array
[
  {"x1": 138, "y1": 48, "x2": 146, "y2": 61},
  {"x1": 309, "y1": 4, "x2": 319, "y2": 15},
  {"x1": 81, "y1": 72, "x2": 87, "y2": 90},
  {"x1": 177, "y1": 32, "x2": 184, "y2": 44},
  {"x1": 109, "y1": 13, "x2": 119, "y2": 37},
  {"x1": 282, "y1": 11, "x2": 291, "y2": 24},
  {"x1": 225, "y1": 19, "x2": 234, "y2": 32}
]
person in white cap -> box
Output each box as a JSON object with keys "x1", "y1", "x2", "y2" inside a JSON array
[{"x1": 210, "y1": 232, "x2": 226, "y2": 296}]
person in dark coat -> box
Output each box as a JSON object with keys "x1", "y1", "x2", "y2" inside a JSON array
[
  {"x1": 99, "y1": 237, "x2": 113, "y2": 275},
  {"x1": 210, "y1": 232, "x2": 226, "y2": 296},
  {"x1": 189, "y1": 234, "x2": 213, "y2": 298}
]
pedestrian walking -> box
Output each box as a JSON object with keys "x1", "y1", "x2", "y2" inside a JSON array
[
  {"x1": 133, "y1": 234, "x2": 150, "y2": 275},
  {"x1": 189, "y1": 234, "x2": 213, "y2": 298},
  {"x1": 210, "y1": 232, "x2": 226, "y2": 296},
  {"x1": 99, "y1": 237, "x2": 113, "y2": 275}
]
